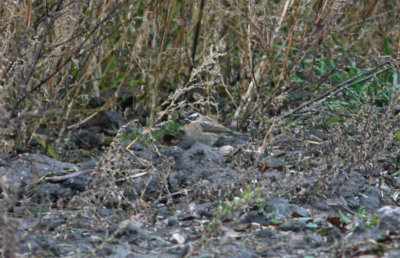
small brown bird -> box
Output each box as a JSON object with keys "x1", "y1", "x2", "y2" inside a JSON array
[{"x1": 183, "y1": 111, "x2": 246, "y2": 146}]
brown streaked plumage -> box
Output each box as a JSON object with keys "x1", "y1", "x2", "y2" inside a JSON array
[{"x1": 183, "y1": 112, "x2": 244, "y2": 146}]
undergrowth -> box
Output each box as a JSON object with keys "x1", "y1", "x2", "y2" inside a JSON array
[{"x1": 1, "y1": 0, "x2": 400, "y2": 256}]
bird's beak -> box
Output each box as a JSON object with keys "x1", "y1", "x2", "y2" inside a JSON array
[{"x1": 183, "y1": 119, "x2": 191, "y2": 125}]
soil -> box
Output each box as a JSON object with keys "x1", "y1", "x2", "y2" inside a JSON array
[{"x1": 1, "y1": 111, "x2": 400, "y2": 257}]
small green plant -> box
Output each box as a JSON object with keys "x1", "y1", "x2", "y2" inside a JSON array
[
  {"x1": 255, "y1": 198, "x2": 265, "y2": 213},
  {"x1": 337, "y1": 210, "x2": 352, "y2": 226},
  {"x1": 33, "y1": 133, "x2": 61, "y2": 160},
  {"x1": 119, "y1": 128, "x2": 151, "y2": 145},
  {"x1": 368, "y1": 216, "x2": 379, "y2": 228},
  {"x1": 267, "y1": 210, "x2": 282, "y2": 224},
  {"x1": 352, "y1": 206, "x2": 380, "y2": 229},
  {"x1": 206, "y1": 187, "x2": 268, "y2": 236},
  {"x1": 355, "y1": 206, "x2": 368, "y2": 220},
  {"x1": 118, "y1": 120, "x2": 181, "y2": 146},
  {"x1": 151, "y1": 120, "x2": 181, "y2": 142},
  {"x1": 395, "y1": 130, "x2": 400, "y2": 144},
  {"x1": 305, "y1": 221, "x2": 319, "y2": 230}
]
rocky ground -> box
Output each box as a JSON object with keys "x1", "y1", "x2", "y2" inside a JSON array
[{"x1": 1, "y1": 109, "x2": 400, "y2": 257}]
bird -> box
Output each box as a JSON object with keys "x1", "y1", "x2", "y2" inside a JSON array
[{"x1": 183, "y1": 111, "x2": 246, "y2": 146}]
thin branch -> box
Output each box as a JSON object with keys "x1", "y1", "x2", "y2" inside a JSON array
[{"x1": 9, "y1": 1, "x2": 124, "y2": 119}]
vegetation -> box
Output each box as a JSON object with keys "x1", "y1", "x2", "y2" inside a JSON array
[
  {"x1": 0, "y1": 0, "x2": 398, "y2": 154},
  {"x1": 1, "y1": 0, "x2": 399, "y2": 256}
]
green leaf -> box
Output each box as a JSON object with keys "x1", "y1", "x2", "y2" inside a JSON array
[
  {"x1": 290, "y1": 75, "x2": 306, "y2": 83},
  {"x1": 383, "y1": 35, "x2": 391, "y2": 55},
  {"x1": 69, "y1": 68, "x2": 78, "y2": 76},
  {"x1": 338, "y1": 210, "x2": 352, "y2": 224},
  {"x1": 296, "y1": 217, "x2": 313, "y2": 223},
  {"x1": 306, "y1": 223, "x2": 319, "y2": 230},
  {"x1": 33, "y1": 133, "x2": 61, "y2": 160},
  {"x1": 392, "y1": 70, "x2": 398, "y2": 99}
]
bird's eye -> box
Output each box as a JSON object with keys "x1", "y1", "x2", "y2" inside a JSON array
[{"x1": 188, "y1": 113, "x2": 199, "y2": 121}]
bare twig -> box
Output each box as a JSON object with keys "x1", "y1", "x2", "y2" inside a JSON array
[
  {"x1": 256, "y1": 62, "x2": 395, "y2": 160},
  {"x1": 44, "y1": 169, "x2": 93, "y2": 182},
  {"x1": 154, "y1": 189, "x2": 192, "y2": 204},
  {"x1": 9, "y1": 1, "x2": 123, "y2": 119},
  {"x1": 281, "y1": 62, "x2": 392, "y2": 119}
]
